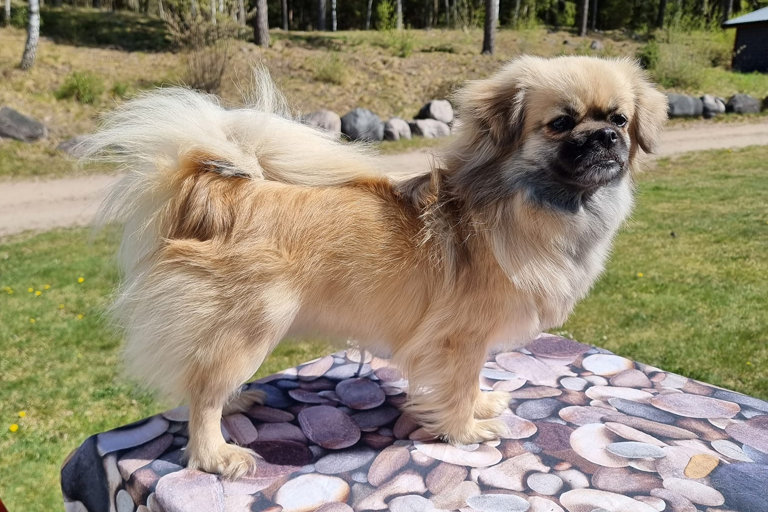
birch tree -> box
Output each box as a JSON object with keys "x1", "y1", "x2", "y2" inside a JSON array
[
  {"x1": 481, "y1": 0, "x2": 497, "y2": 54},
  {"x1": 253, "y1": 0, "x2": 269, "y2": 46},
  {"x1": 579, "y1": 0, "x2": 588, "y2": 35},
  {"x1": 20, "y1": 0, "x2": 40, "y2": 70},
  {"x1": 4, "y1": 0, "x2": 10, "y2": 27}
]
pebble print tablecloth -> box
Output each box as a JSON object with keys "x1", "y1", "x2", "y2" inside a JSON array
[{"x1": 61, "y1": 335, "x2": 768, "y2": 512}]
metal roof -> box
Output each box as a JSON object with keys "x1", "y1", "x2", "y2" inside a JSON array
[{"x1": 722, "y1": 6, "x2": 768, "y2": 26}]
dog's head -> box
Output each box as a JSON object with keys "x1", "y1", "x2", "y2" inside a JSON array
[{"x1": 448, "y1": 56, "x2": 668, "y2": 210}]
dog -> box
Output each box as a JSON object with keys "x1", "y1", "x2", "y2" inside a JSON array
[{"x1": 84, "y1": 55, "x2": 667, "y2": 478}]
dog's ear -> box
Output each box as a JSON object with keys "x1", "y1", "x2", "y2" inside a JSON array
[
  {"x1": 454, "y1": 72, "x2": 526, "y2": 147},
  {"x1": 627, "y1": 65, "x2": 668, "y2": 155}
]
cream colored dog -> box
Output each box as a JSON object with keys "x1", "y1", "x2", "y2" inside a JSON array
[{"x1": 85, "y1": 56, "x2": 667, "y2": 478}]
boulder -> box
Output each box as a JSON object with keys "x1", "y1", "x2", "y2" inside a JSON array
[
  {"x1": 303, "y1": 109, "x2": 342, "y2": 136},
  {"x1": 701, "y1": 95, "x2": 726, "y2": 119},
  {"x1": 0, "y1": 106, "x2": 48, "y2": 142},
  {"x1": 763, "y1": 96, "x2": 768, "y2": 112},
  {"x1": 57, "y1": 135, "x2": 90, "y2": 157},
  {"x1": 409, "y1": 119, "x2": 450, "y2": 139},
  {"x1": 340, "y1": 108, "x2": 384, "y2": 142},
  {"x1": 590, "y1": 40, "x2": 604, "y2": 51},
  {"x1": 383, "y1": 118, "x2": 411, "y2": 141},
  {"x1": 416, "y1": 100, "x2": 454, "y2": 125},
  {"x1": 726, "y1": 94, "x2": 760, "y2": 114},
  {"x1": 666, "y1": 94, "x2": 703, "y2": 118}
]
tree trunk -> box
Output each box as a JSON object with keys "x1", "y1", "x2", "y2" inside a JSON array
[
  {"x1": 720, "y1": 0, "x2": 732, "y2": 23},
  {"x1": 20, "y1": 0, "x2": 39, "y2": 70},
  {"x1": 210, "y1": 0, "x2": 216, "y2": 23},
  {"x1": 591, "y1": 0, "x2": 597, "y2": 30},
  {"x1": 282, "y1": 0, "x2": 288, "y2": 29},
  {"x1": 481, "y1": 0, "x2": 496, "y2": 54},
  {"x1": 579, "y1": 0, "x2": 588, "y2": 35},
  {"x1": 656, "y1": 0, "x2": 667, "y2": 27},
  {"x1": 512, "y1": 0, "x2": 521, "y2": 26},
  {"x1": 331, "y1": 0, "x2": 336, "y2": 30},
  {"x1": 365, "y1": 0, "x2": 372, "y2": 29},
  {"x1": 4, "y1": 0, "x2": 11, "y2": 27},
  {"x1": 396, "y1": 0, "x2": 403, "y2": 28},
  {"x1": 317, "y1": 0, "x2": 326, "y2": 30},
  {"x1": 253, "y1": 0, "x2": 270, "y2": 46}
]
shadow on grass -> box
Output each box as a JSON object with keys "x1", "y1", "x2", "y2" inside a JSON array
[{"x1": 40, "y1": 7, "x2": 171, "y2": 52}]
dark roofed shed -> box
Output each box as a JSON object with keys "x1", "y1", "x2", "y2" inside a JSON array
[{"x1": 722, "y1": 7, "x2": 768, "y2": 73}]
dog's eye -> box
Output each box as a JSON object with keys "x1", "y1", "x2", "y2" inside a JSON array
[
  {"x1": 549, "y1": 116, "x2": 576, "y2": 132},
  {"x1": 610, "y1": 114, "x2": 628, "y2": 128}
]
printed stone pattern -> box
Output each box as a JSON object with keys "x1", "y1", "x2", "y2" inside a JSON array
[{"x1": 62, "y1": 334, "x2": 768, "y2": 512}]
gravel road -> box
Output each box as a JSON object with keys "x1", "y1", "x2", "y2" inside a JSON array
[{"x1": 1, "y1": 119, "x2": 767, "y2": 238}]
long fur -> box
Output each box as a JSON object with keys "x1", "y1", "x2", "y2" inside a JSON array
[{"x1": 84, "y1": 57, "x2": 667, "y2": 478}]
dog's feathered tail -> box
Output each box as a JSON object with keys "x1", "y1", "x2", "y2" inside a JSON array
[{"x1": 80, "y1": 75, "x2": 380, "y2": 401}]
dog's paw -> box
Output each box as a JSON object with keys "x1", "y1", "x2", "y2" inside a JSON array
[
  {"x1": 474, "y1": 390, "x2": 511, "y2": 419},
  {"x1": 188, "y1": 443, "x2": 259, "y2": 479},
  {"x1": 441, "y1": 417, "x2": 510, "y2": 445},
  {"x1": 222, "y1": 389, "x2": 266, "y2": 416}
]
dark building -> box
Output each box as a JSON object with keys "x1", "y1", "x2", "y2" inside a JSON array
[{"x1": 722, "y1": 7, "x2": 768, "y2": 73}]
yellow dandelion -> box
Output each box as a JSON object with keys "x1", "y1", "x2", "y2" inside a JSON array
[
  {"x1": 35, "y1": 290, "x2": 42, "y2": 296},
  {"x1": 44, "y1": 284, "x2": 51, "y2": 290},
  {"x1": 59, "y1": 304, "x2": 65, "y2": 309},
  {"x1": 636, "y1": 272, "x2": 644, "y2": 278},
  {"x1": 18, "y1": 411, "x2": 26, "y2": 418},
  {"x1": 9, "y1": 424, "x2": 19, "y2": 433},
  {"x1": 77, "y1": 277, "x2": 85, "y2": 284},
  {"x1": 76, "y1": 314, "x2": 84, "y2": 320},
  {"x1": 747, "y1": 361, "x2": 753, "y2": 366},
  {"x1": 27, "y1": 287, "x2": 34, "y2": 293},
  {"x1": 29, "y1": 318, "x2": 36, "y2": 324}
]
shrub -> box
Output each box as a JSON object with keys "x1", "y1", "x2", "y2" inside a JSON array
[
  {"x1": 312, "y1": 53, "x2": 348, "y2": 85},
  {"x1": 183, "y1": 42, "x2": 231, "y2": 93},
  {"x1": 110, "y1": 81, "x2": 131, "y2": 99},
  {"x1": 637, "y1": 40, "x2": 660, "y2": 70},
  {"x1": 55, "y1": 71, "x2": 105, "y2": 104}
]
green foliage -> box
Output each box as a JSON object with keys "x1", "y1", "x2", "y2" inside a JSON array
[
  {"x1": 312, "y1": 52, "x2": 349, "y2": 85},
  {"x1": 375, "y1": 0, "x2": 396, "y2": 31},
  {"x1": 110, "y1": 81, "x2": 132, "y2": 99},
  {"x1": 9, "y1": 4, "x2": 29, "y2": 29},
  {"x1": 636, "y1": 40, "x2": 659, "y2": 70},
  {"x1": 54, "y1": 71, "x2": 105, "y2": 104}
]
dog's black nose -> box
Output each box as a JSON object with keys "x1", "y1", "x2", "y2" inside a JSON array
[{"x1": 591, "y1": 127, "x2": 619, "y2": 148}]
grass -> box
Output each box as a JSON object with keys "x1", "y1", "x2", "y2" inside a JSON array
[{"x1": 1, "y1": 145, "x2": 766, "y2": 508}]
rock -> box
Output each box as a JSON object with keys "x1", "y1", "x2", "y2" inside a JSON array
[
  {"x1": 289, "y1": 388, "x2": 333, "y2": 404},
  {"x1": 700, "y1": 95, "x2": 726, "y2": 119},
  {"x1": 712, "y1": 389, "x2": 768, "y2": 413},
  {"x1": 116, "y1": 489, "x2": 135, "y2": 512},
  {"x1": 0, "y1": 106, "x2": 48, "y2": 142},
  {"x1": 414, "y1": 441, "x2": 502, "y2": 468},
  {"x1": 249, "y1": 405, "x2": 294, "y2": 423},
  {"x1": 516, "y1": 398, "x2": 561, "y2": 421},
  {"x1": 416, "y1": 99, "x2": 454, "y2": 124},
  {"x1": 326, "y1": 363, "x2": 373, "y2": 381},
  {"x1": 560, "y1": 377, "x2": 588, "y2": 391},
  {"x1": 581, "y1": 354, "x2": 635, "y2": 376},
  {"x1": 590, "y1": 39, "x2": 604, "y2": 51},
  {"x1": 666, "y1": 93, "x2": 703, "y2": 118},
  {"x1": 274, "y1": 474, "x2": 350, "y2": 512},
  {"x1": 591, "y1": 467, "x2": 662, "y2": 494},
  {"x1": 254, "y1": 384, "x2": 293, "y2": 408},
  {"x1": 384, "y1": 117, "x2": 412, "y2": 141},
  {"x1": 341, "y1": 108, "x2": 384, "y2": 142},
  {"x1": 726, "y1": 94, "x2": 761, "y2": 114},
  {"x1": 609, "y1": 369, "x2": 653, "y2": 388},
  {"x1": 556, "y1": 468, "x2": 590, "y2": 489},
  {"x1": 409, "y1": 119, "x2": 450, "y2": 139},
  {"x1": 350, "y1": 405, "x2": 400, "y2": 429},
  {"x1": 603, "y1": 422, "x2": 665, "y2": 447},
  {"x1": 61, "y1": 437, "x2": 110, "y2": 512},
  {"x1": 605, "y1": 414, "x2": 697, "y2": 440},
  {"x1": 298, "y1": 356, "x2": 335, "y2": 381},
  {"x1": 662, "y1": 477, "x2": 724, "y2": 506},
  {"x1": 710, "y1": 462, "x2": 768, "y2": 512},
  {"x1": 586, "y1": 386, "x2": 654, "y2": 402},
  {"x1": 426, "y1": 462, "x2": 468, "y2": 494},
  {"x1": 498, "y1": 410, "x2": 538, "y2": 439},
  {"x1": 527, "y1": 496, "x2": 564, "y2": 512},
  {"x1": 650, "y1": 393, "x2": 740, "y2": 419},
  {"x1": 475, "y1": 452, "x2": 548, "y2": 490},
  {"x1": 559, "y1": 405, "x2": 618, "y2": 426},
  {"x1": 649, "y1": 488, "x2": 697, "y2": 512},
  {"x1": 315, "y1": 447, "x2": 377, "y2": 474},
  {"x1": 96, "y1": 416, "x2": 170, "y2": 456},
  {"x1": 356, "y1": 470, "x2": 426, "y2": 510},
  {"x1": 725, "y1": 416, "x2": 768, "y2": 453},
  {"x1": 605, "y1": 441, "x2": 666, "y2": 459},
  {"x1": 298, "y1": 405, "x2": 361, "y2": 449},
  {"x1": 117, "y1": 433, "x2": 174, "y2": 480},
  {"x1": 466, "y1": 494, "x2": 531, "y2": 512},
  {"x1": 335, "y1": 378, "x2": 386, "y2": 410},
  {"x1": 57, "y1": 135, "x2": 89, "y2": 157},
  {"x1": 527, "y1": 472, "x2": 563, "y2": 495},
  {"x1": 481, "y1": 368, "x2": 521, "y2": 381},
  {"x1": 362, "y1": 431, "x2": 394, "y2": 450},
  {"x1": 607, "y1": 398, "x2": 676, "y2": 424},
  {"x1": 256, "y1": 421, "x2": 307, "y2": 444},
  {"x1": 303, "y1": 109, "x2": 342, "y2": 136},
  {"x1": 570, "y1": 424, "x2": 629, "y2": 468},
  {"x1": 389, "y1": 495, "x2": 435, "y2": 512},
  {"x1": 367, "y1": 445, "x2": 410, "y2": 486},
  {"x1": 154, "y1": 470, "x2": 224, "y2": 512},
  {"x1": 496, "y1": 352, "x2": 562, "y2": 387},
  {"x1": 430, "y1": 480, "x2": 480, "y2": 509},
  {"x1": 248, "y1": 439, "x2": 313, "y2": 466},
  {"x1": 507, "y1": 386, "x2": 561, "y2": 399},
  {"x1": 222, "y1": 413, "x2": 258, "y2": 445},
  {"x1": 528, "y1": 335, "x2": 591, "y2": 364},
  {"x1": 560, "y1": 489, "x2": 658, "y2": 512},
  {"x1": 709, "y1": 439, "x2": 752, "y2": 462}
]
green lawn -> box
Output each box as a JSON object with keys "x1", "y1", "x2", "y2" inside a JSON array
[{"x1": 1, "y1": 145, "x2": 766, "y2": 509}]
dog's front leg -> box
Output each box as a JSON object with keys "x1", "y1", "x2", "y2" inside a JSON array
[{"x1": 401, "y1": 335, "x2": 510, "y2": 444}]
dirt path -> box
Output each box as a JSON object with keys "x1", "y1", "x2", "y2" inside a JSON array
[{"x1": 1, "y1": 120, "x2": 767, "y2": 239}]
